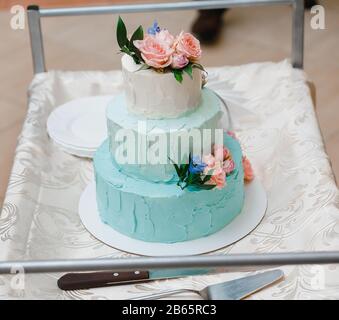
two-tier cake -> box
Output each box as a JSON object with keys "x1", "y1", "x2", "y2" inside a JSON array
[{"x1": 93, "y1": 19, "x2": 253, "y2": 243}]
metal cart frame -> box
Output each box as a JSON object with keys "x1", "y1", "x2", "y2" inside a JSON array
[
  {"x1": 27, "y1": 0, "x2": 305, "y2": 74},
  {"x1": 1, "y1": 0, "x2": 338, "y2": 275}
]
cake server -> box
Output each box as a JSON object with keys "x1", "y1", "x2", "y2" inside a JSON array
[
  {"x1": 130, "y1": 269, "x2": 284, "y2": 300},
  {"x1": 57, "y1": 267, "x2": 278, "y2": 291}
]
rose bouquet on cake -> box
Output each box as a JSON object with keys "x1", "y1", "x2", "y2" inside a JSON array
[
  {"x1": 116, "y1": 17, "x2": 205, "y2": 83},
  {"x1": 170, "y1": 131, "x2": 254, "y2": 191}
]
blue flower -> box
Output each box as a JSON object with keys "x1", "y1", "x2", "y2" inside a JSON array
[
  {"x1": 147, "y1": 20, "x2": 161, "y2": 35},
  {"x1": 189, "y1": 156, "x2": 207, "y2": 174}
]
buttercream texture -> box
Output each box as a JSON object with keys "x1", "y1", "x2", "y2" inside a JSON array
[
  {"x1": 94, "y1": 133, "x2": 245, "y2": 243},
  {"x1": 107, "y1": 88, "x2": 224, "y2": 182},
  {"x1": 122, "y1": 55, "x2": 202, "y2": 119}
]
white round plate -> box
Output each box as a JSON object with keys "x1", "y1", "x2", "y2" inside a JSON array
[
  {"x1": 47, "y1": 96, "x2": 112, "y2": 156},
  {"x1": 51, "y1": 140, "x2": 96, "y2": 158},
  {"x1": 79, "y1": 178, "x2": 267, "y2": 256}
]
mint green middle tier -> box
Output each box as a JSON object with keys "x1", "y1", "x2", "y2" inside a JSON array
[
  {"x1": 106, "y1": 88, "x2": 224, "y2": 183},
  {"x1": 94, "y1": 133, "x2": 245, "y2": 243}
]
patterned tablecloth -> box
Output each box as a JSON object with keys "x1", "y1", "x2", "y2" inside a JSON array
[{"x1": 1, "y1": 61, "x2": 338, "y2": 300}]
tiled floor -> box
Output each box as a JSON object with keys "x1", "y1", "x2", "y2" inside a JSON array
[{"x1": 0, "y1": 1, "x2": 338, "y2": 207}]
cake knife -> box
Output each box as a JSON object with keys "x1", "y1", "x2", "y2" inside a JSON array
[
  {"x1": 130, "y1": 269, "x2": 284, "y2": 300},
  {"x1": 57, "y1": 267, "x2": 275, "y2": 291}
]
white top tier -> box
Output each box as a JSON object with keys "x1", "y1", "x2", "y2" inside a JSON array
[{"x1": 122, "y1": 55, "x2": 202, "y2": 119}]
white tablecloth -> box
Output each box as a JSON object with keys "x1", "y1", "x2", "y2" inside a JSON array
[{"x1": 1, "y1": 60, "x2": 338, "y2": 300}]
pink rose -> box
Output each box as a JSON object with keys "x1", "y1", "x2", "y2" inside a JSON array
[
  {"x1": 202, "y1": 154, "x2": 216, "y2": 168},
  {"x1": 213, "y1": 145, "x2": 230, "y2": 162},
  {"x1": 242, "y1": 156, "x2": 254, "y2": 182},
  {"x1": 155, "y1": 29, "x2": 175, "y2": 47},
  {"x1": 202, "y1": 158, "x2": 226, "y2": 190},
  {"x1": 206, "y1": 167, "x2": 226, "y2": 190},
  {"x1": 171, "y1": 53, "x2": 189, "y2": 69},
  {"x1": 175, "y1": 31, "x2": 202, "y2": 61},
  {"x1": 223, "y1": 159, "x2": 235, "y2": 175},
  {"x1": 134, "y1": 35, "x2": 173, "y2": 69}
]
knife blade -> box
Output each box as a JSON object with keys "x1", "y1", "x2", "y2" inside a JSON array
[
  {"x1": 206, "y1": 269, "x2": 284, "y2": 300},
  {"x1": 57, "y1": 266, "x2": 271, "y2": 291}
]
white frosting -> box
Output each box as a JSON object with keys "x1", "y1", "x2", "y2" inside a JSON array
[{"x1": 122, "y1": 55, "x2": 202, "y2": 119}]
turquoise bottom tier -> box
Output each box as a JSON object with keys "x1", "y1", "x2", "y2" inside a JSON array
[{"x1": 94, "y1": 134, "x2": 245, "y2": 243}]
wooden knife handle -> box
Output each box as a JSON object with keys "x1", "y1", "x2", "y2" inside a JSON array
[{"x1": 57, "y1": 270, "x2": 150, "y2": 291}]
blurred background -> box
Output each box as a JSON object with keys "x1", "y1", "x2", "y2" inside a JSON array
[{"x1": 0, "y1": 0, "x2": 338, "y2": 207}]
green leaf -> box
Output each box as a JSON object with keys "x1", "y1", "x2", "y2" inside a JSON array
[
  {"x1": 120, "y1": 46, "x2": 131, "y2": 55},
  {"x1": 202, "y1": 174, "x2": 212, "y2": 184},
  {"x1": 181, "y1": 183, "x2": 189, "y2": 190},
  {"x1": 183, "y1": 63, "x2": 193, "y2": 79},
  {"x1": 117, "y1": 16, "x2": 128, "y2": 49},
  {"x1": 129, "y1": 25, "x2": 144, "y2": 46},
  {"x1": 172, "y1": 69, "x2": 183, "y2": 83},
  {"x1": 169, "y1": 157, "x2": 189, "y2": 182},
  {"x1": 129, "y1": 25, "x2": 144, "y2": 63},
  {"x1": 179, "y1": 164, "x2": 189, "y2": 179},
  {"x1": 173, "y1": 163, "x2": 181, "y2": 179},
  {"x1": 186, "y1": 174, "x2": 193, "y2": 185},
  {"x1": 186, "y1": 173, "x2": 202, "y2": 185},
  {"x1": 198, "y1": 184, "x2": 216, "y2": 190},
  {"x1": 120, "y1": 47, "x2": 141, "y2": 65},
  {"x1": 131, "y1": 53, "x2": 141, "y2": 64}
]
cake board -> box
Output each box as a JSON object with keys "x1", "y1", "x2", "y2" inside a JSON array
[{"x1": 78, "y1": 178, "x2": 267, "y2": 256}]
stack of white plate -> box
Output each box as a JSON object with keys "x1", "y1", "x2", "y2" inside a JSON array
[{"x1": 47, "y1": 96, "x2": 112, "y2": 158}]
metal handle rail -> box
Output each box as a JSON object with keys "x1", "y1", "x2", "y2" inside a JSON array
[
  {"x1": 1, "y1": 251, "x2": 339, "y2": 274},
  {"x1": 27, "y1": 0, "x2": 305, "y2": 74}
]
